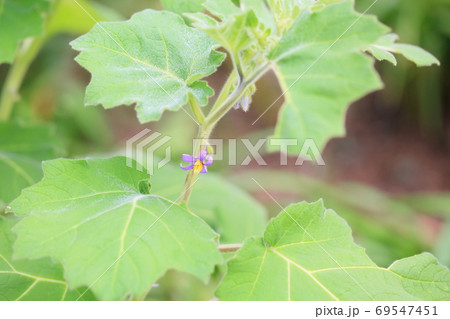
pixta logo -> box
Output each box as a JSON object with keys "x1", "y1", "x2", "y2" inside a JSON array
[
  {"x1": 193, "y1": 138, "x2": 325, "y2": 166},
  {"x1": 126, "y1": 129, "x2": 171, "y2": 175},
  {"x1": 126, "y1": 130, "x2": 324, "y2": 175}
]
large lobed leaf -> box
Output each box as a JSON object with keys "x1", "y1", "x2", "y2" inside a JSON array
[
  {"x1": 0, "y1": 216, "x2": 94, "y2": 300},
  {"x1": 216, "y1": 201, "x2": 450, "y2": 301},
  {"x1": 9, "y1": 157, "x2": 222, "y2": 300},
  {"x1": 0, "y1": 0, "x2": 50, "y2": 64},
  {"x1": 268, "y1": 0, "x2": 388, "y2": 152},
  {"x1": 0, "y1": 123, "x2": 62, "y2": 209},
  {"x1": 71, "y1": 9, "x2": 225, "y2": 123}
]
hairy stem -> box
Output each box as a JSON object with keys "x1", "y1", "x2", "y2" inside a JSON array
[
  {"x1": 210, "y1": 71, "x2": 238, "y2": 114},
  {"x1": 179, "y1": 63, "x2": 271, "y2": 205},
  {"x1": 179, "y1": 125, "x2": 213, "y2": 204},
  {"x1": 189, "y1": 94, "x2": 205, "y2": 124}
]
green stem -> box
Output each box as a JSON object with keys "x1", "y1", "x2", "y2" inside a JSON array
[
  {"x1": 210, "y1": 70, "x2": 238, "y2": 114},
  {"x1": 0, "y1": 37, "x2": 45, "y2": 122},
  {"x1": 189, "y1": 94, "x2": 205, "y2": 124},
  {"x1": 235, "y1": 55, "x2": 245, "y2": 81},
  {"x1": 179, "y1": 125, "x2": 213, "y2": 204},
  {"x1": 179, "y1": 63, "x2": 271, "y2": 205},
  {"x1": 0, "y1": 0, "x2": 60, "y2": 122},
  {"x1": 204, "y1": 63, "x2": 271, "y2": 128}
]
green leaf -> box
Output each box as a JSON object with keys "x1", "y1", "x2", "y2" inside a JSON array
[
  {"x1": 367, "y1": 34, "x2": 440, "y2": 67},
  {"x1": 0, "y1": 0, "x2": 50, "y2": 64},
  {"x1": 70, "y1": 9, "x2": 225, "y2": 123},
  {"x1": 0, "y1": 123, "x2": 62, "y2": 206},
  {"x1": 389, "y1": 253, "x2": 450, "y2": 301},
  {"x1": 216, "y1": 201, "x2": 450, "y2": 301},
  {"x1": 0, "y1": 216, "x2": 94, "y2": 300},
  {"x1": 186, "y1": 9, "x2": 258, "y2": 55},
  {"x1": 366, "y1": 46, "x2": 397, "y2": 65},
  {"x1": 240, "y1": 0, "x2": 276, "y2": 32},
  {"x1": 161, "y1": 0, "x2": 205, "y2": 14},
  {"x1": 9, "y1": 157, "x2": 222, "y2": 300},
  {"x1": 267, "y1": 0, "x2": 302, "y2": 35},
  {"x1": 187, "y1": 0, "x2": 275, "y2": 76},
  {"x1": 228, "y1": 169, "x2": 430, "y2": 267},
  {"x1": 149, "y1": 162, "x2": 267, "y2": 244},
  {"x1": 269, "y1": 0, "x2": 388, "y2": 152}
]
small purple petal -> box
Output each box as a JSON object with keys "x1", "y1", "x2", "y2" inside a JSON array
[
  {"x1": 181, "y1": 154, "x2": 195, "y2": 163},
  {"x1": 200, "y1": 165, "x2": 208, "y2": 173},
  {"x1": 204, "y1": 156, "x2": 213, "y2": 166},
  {"x1": 180, "y1": 163, "x2": 194, "y2": 171},
  {"x1": 198, "y1": 149, "x2": 208, "y2": 161},
  {"x1": 242, "y1": 95, "x2": 250, "y2": 112}
]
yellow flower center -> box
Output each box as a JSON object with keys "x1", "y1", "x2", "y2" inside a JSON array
[{"x1": 193, "y1": 159, "x2": 203, "y2": 173}]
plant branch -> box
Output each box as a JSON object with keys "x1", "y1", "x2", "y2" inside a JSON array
[
  {"x1": 0, "y1": 0, "x2": 61, "y2": 122},
  {"x1": 204, "y1": 63, "x2": 271, "y2": 129},
  {"x1": 210, "y1": 70, "x2": 238, "y2": 114},
  {"x1": 229, "y1": 50, "x2": 244, "y2": 87},
  {"x1": 179, "y1": 62, "x2": 271, "y2": 205},
  {"x1": 0, "y1": 37, "x2": 44, "y2": 122},
  {"x1": 179, "y1": 125, "x2": 213, "y2": 204}
]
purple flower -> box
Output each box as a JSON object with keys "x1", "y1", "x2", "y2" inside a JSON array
[
  {"x1": 180, "y1": 149, "x2": 213, "y2": 173},
  {"x1": 233, "y1": 95, "x2": 250, "y2": 112}
]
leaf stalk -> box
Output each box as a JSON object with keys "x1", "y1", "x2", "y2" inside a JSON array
[{"x1": 188, "y1": 94, "x2": 205, "y2": 124}]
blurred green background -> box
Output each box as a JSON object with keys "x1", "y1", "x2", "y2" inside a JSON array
[{"x1": 0, "y1": 0, "x2": 449, "y2": 300}]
